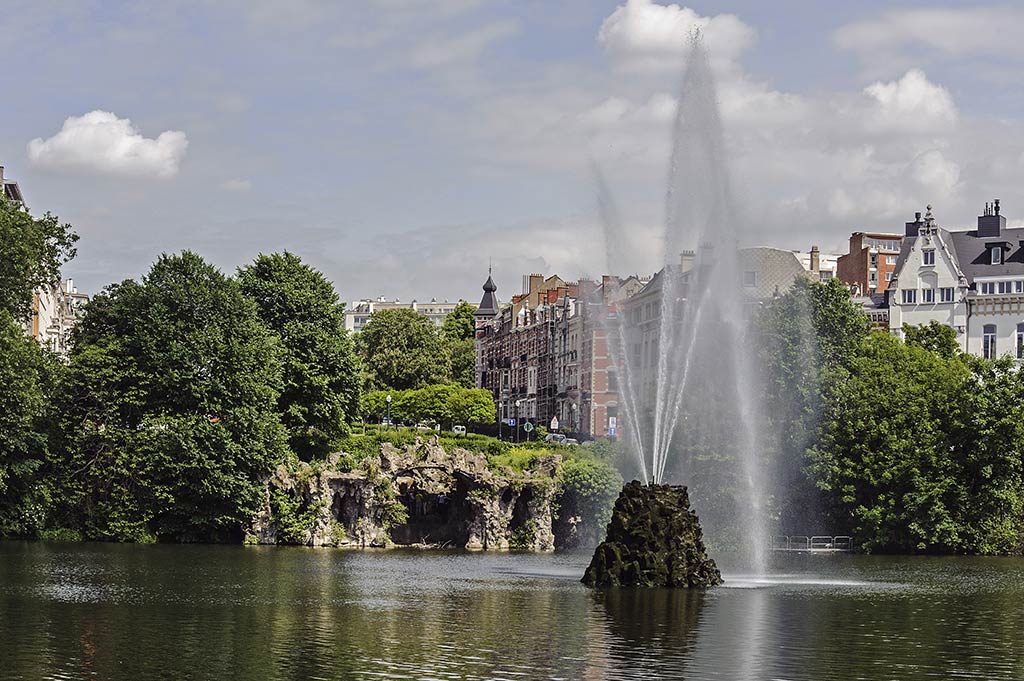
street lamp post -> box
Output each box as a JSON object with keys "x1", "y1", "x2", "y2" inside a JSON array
[
  {"x1": 571, "y1": 402, "x2": 578, "y2": 434},
  {"x1": 385, "y1": 393, "x2": 392, "y2": 430},
  {"x1": 515, "y1": 399, "x2": 521, "y2": 444}
]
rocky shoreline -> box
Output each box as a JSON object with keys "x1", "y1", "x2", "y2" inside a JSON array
[{"x1": 245, "y1": 436, "x2": 565, "y2": 551}]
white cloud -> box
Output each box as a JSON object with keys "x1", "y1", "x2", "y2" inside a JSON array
[
  {"x1": 410, "y1": 19, "x2": 519, "y2": 68},
  {"x1": 909, "y1": 150, "x2": 960, "y2": 194},
  {"x1": 835, "y1": 7, "x2": 1024, "y2": 60},
  {"x1": 863, "y1": 69, "x2": 957, "y2": 132},
  {"x1": 27, "y1": 110, "x2": 188, "y2": 179},
  {"x1": 220, "y1": 178, "x2": 252, "y2": 192},
  {"x1": 598, "y1": 0, "x2": 756, "y2": 71}
]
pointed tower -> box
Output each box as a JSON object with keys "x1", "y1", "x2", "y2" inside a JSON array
[{"x1": 475, "y1": 268, "x2": 500, "y2": 327}]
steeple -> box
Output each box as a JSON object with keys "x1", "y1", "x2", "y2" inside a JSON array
[{"x1": 475, "y1": 264, "x2": 499, "y2": 319}]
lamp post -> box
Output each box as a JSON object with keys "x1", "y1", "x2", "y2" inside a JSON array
[
  {"x1": 385, "y1": 393, "x2": 392, "y2": 430},
  {"x1": 515, "y1": 399, "x2": 521, "y2": 444},
  {"x1": 571, "y1": 402, "x2": 578, "y2": 434}
]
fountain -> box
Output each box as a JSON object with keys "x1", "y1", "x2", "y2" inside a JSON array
[{"x1": 585, "y1": 33, "x2": 769, "y2": 586}]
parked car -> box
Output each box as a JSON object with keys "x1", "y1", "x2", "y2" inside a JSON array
[
  {"x1": 380, "y1": 417, "x2": 393, "y2": 427},
  {"x1": 452, "y1": 425, "x2": 467, "y2": 436},
  {"x1": 544, "y1": 433, "x2": 567, "y2": 444},
  {"x1": 415, "y1": 421, "x2": 437, "y2": 431},
  {"x1": 564, "y1": 438, "x2": 579, "y2": 446}
]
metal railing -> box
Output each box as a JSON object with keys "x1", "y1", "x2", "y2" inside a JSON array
[{"x1": 770, "y1": 535, "x2": 854, "y2": 553}]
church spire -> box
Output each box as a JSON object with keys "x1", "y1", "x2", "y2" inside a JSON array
[{"x1": 476, "y1": 265, "x2": 499, "y2": 318}]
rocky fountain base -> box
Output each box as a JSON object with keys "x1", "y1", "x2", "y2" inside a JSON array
[{"x1": 582, "y1": 481, "x2": 723, "y2": 588}]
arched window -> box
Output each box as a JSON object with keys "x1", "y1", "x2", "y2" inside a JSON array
[{"x1": 983, "y1": 324, "x2": 997, "y2": 359}]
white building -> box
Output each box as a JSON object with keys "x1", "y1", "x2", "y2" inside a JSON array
[
  {"x1": 343, "y1": 297, "x2": 465, "y2": 333},
  {"x1": 889, "y1": 201, "x2": 1024, "y2": 359},
  {"x1": 25, "y1": 279, "x2": 89, "y2": 357}
]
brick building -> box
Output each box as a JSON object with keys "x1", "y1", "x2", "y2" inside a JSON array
[
  {"x1": 475, "y1": 272, "x2": 578, "y2": 431},
  {"x1": 836, "y1": 232, "x2": 904, "y2": 296}
]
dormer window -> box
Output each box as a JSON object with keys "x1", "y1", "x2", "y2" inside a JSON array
[
  {"x1": 923, "y1": 250, "x2": 935, "y2": 266},
  {"x1": 991, "y1": 247, "x2": 1002, "y2": 265}
]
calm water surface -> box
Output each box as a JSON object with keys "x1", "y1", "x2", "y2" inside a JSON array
[{"x1": 2, "y1": 541, "x2": 1023, "y2": 680}]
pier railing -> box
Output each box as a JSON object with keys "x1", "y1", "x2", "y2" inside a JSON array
[{"x1": 770, "y1": 535, "x2": 853, "y2": 553}]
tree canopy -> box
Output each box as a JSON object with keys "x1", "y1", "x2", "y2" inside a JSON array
[
  {"x1": 0, "y1": 196, "x2": 77, "y2": 318},
  {"x1": 357, "y1": 307, "x2": 451, "y2": 390},
  {"x1": 53, "y1": 251, "x2": 287, "y2": 542},
  {"x1": 238, "y1": 252, "x2": 361, "y2": 459}
]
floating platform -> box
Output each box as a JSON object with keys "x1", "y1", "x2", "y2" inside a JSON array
[{"x1": 770, "y1": 535, "x2": 854, "y2": 553}]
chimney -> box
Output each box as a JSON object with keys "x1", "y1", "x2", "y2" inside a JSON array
[
  {"x1": 810, "y1": 245, "x2": 821, "y2": 274},
  {"x1": 0, "y1": 166, "x2": 4, "y2": 184},
  {"x1": 905, "y1": 210, "x2": 924, "y2": 237},
  {"x1": 679, "y1": 250, "x2": 696, "y2": 273},
  {"x1": 529, "y1": 273, "x2": 543, "y2": 294},
  {"x1": 978, "y1": 198, "x2": 1005, "y2": 238},
  {"x1": 66, "y1": 278, "x2": 74, "y2": 294}
]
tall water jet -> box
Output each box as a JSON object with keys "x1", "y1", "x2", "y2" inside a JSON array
[{"x1": 592, "y1": 33, "x2": 770, "y2": 577}]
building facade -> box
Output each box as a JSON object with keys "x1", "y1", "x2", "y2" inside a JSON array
[
  {"x1": 889, "y1": 201, "x2": 1024, "y2": 359},
  {"x1": 3, "y1": 165, "x2": 88, "y2": 357},
  {"x1": 343, "y1": 297, "x2": 464, "y2": 333},
  {"x1": 24, "y1": 279, "x2": 89, "y2": 357},
  {"x1": 837, "y1": 231, "x2": 904, "y2": 296},
  {"x1": 475, "y1": 273, "x2": 578, "y2": 430}
]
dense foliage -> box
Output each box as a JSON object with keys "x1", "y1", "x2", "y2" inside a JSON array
[
  {"x1": 52, "y1": 252, "x2": 288, "y2": 542},
  {"x1": 0, "y1": 311, "x2": 61, "y2": 536},
  {"x1": 0, "y1": 196, "x2": 77, "y2": 318},
  {"x1": 361, "y1": 385, "x2": 494, "y2": 427},
  {"x1": 357, "y1": 308, "x2": 451, "y2": 390},
  {"x1": 238, "y1": 252, "x2": 360, "y2": 459},
  {"x1": 762, "y1": 278, "x2": 1024, "y2": 555}
]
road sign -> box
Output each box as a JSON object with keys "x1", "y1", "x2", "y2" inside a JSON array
[
  {"x1": 508, "y1": 418, "x2": 516, "y2": 426},
  {"x1": 523, "y1": 422, "x2": 534, "y2": 432},
  {"x1": 608, "y1": 416, "x2": 617, "y2": 436},
  {"x1": 550, "y1": 416, "x2": 559, "y2": 431}
]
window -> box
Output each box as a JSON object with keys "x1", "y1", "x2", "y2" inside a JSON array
[
  {"x1": 1016, "y1": 281, "x2": 1024, "y2": 294},
  {"x1": 902, "y1": 289, "x2": 917, "y2": 304},
  {"x1": 885, "y1": 272, "x2": 893, "y2": 282},
  {"x1": 940, "y1": 287, "x2": 954, "y2": 303},
  {"x1": 923, "y1": 250, "x2": 935, "y2": 266},
  {"x1": 922, "y1": 288, "x2": 935, "y2": 303},
  {"x1": 1017, "y1": 324, "x2": 1024, "y2": 360},
  {"x1": 981, "y1": 282, "x2": 996, "y2": 295},
  {"x1": 886, "y1": 255, "x2": 897, "y2": 265},
  {"x1": 819, "y1": 271, "x2": 831, "y2": 282},
  {"x1": 870, "y1": 253, "x2": 878, "y2": 267},
  {"x1": 743, "y1": 271, "x2": 758, "y2": 287},
  {"x1": 991, "y1": 248, "x2": 1002, "y2": 265},
  {"x1": 984, "y1": 324, "x2": 997, "y2": 359},
  {"x1": 999, "y1": 281, "x2": 1012, "y2": 294},
  {"x1": 870, "y1": 272, "x2": 878, "y2": 283}
]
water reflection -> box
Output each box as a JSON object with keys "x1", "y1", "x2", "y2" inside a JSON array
[{"x1": 3, "y1": 544, "x2": 1024, "y2": 680}]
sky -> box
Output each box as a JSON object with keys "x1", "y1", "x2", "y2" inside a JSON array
[{"x1": 3, "y1": 0, "x2": 1024, "y2": 303}]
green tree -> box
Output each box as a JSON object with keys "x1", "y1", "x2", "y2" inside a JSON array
[
  {"x1": 441, "y1": 300, "x2": 476, "y2": 341},
  {"x1": 904, "y1": 321, "x2": 961, "y2": 358},
  {"x1": 757, "y1": 277, "x2": 870, "y2": 532},
  {"x1": 0, "y1": 196, "x2": 77, "y2": 318},
  {"x1": 238, "y1": 252, "x2": 361, "y2": 459},
  {"x1": 0, "y1": 311, "x2": 61, "y2": 535},
  {"x1": 357, "y1": 308, "x2": 450, "y2": 390},
  {"x1": 448, "y1": 337, "x2": 476, "y2": 388},
  {"x1": 55, "y1": 251, "x2": 287, "y2": 542},
  {"x1": 807, "y1": 331, "x2": 1024, "y2": 554}
]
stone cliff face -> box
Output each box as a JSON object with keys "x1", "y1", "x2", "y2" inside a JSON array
[
  {"x1": 582, "y1": 481, "x2": 723, "y2": 588},
  {"x1": 247, "y1": 437, "x2": 559, "y2": 551}
]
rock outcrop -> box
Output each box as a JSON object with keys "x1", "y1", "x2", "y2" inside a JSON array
[
  {"x1": 582, "y1": 481, "x2": 723, "y2": 588},
  {"x1": 247, "y1": 436, "x2": 559, "y2": 551}
]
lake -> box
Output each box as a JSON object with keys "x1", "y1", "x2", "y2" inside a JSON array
[{"x1": 1, "y1": 541, "x2": 1022, "y2": 680}]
